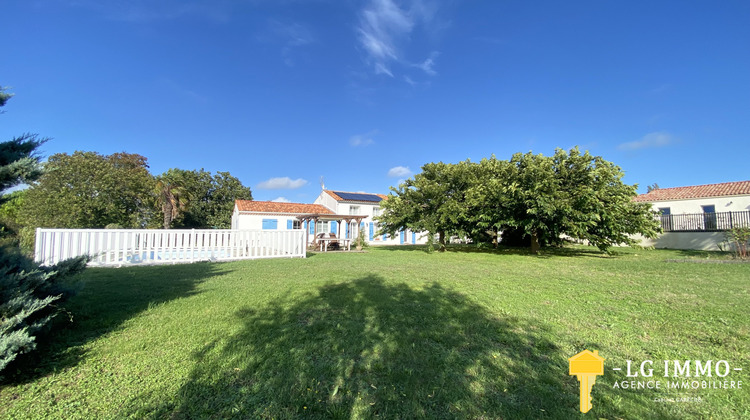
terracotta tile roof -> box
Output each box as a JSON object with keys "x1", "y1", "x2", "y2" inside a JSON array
[
  {"x1": 324, "y1": 190, "x2": 387, "y2": 202},
  {"x1": 235, "y1": 200, "x2": 334, "y2": 214},
  {"x1": 634, "y1": 181, "x2": 750, "y2": 202}
]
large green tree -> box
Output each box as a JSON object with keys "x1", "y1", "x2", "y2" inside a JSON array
[
  {"x1": 380, "y1": 147, "x2": 660, "y2": 254},
  {"x1": 464, "y1": 156, "x2": 515, "y2": 247},
  {"x1": 377, "y1": 160, "x2": 477, "y2": 251},
  {"x1": 551, "y1": 148, "x2": 661, "y2": 251},
  {"x1": 157, "y1": 168, "x2": 252, "y2": 229},
  {"x1": 493, "y1": 148, "x2": 660, "y2": 253},
  {"x1": 1, "y1": 87, "x2": 87, "y2": 375},
  {"x1": 199, "y1": 171, "x2": 253, "y2": 228},
  {"x1": 21, "y1": 151, "x2": 157, "y2": 229}
]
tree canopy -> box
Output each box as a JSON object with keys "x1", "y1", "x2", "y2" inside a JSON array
[
  {"x1": 377, "y1": 161, "x2": 477, "y2": 251},
  {"x1": 156, "y1": 168, "x2": 253, "y2": 229},
  {"x1": 21, "y1": 151, "x2": 157, "y2": 229},
  {"x1": 378, "y1": 147, "x2": 660, "y2": 253},
  {"x1": 18, "y1": 154, "x2": 253, "y2": 232}
]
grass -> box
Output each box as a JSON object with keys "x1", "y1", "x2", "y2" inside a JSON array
[{"x1": 1, "y1": 245, "x2": 748, "y2": 419}]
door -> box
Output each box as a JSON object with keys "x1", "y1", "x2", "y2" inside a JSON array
[{"x1": 702, "y1": 205, "x2": 717, "y2": 230}]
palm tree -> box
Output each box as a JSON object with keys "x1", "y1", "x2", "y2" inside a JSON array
[{"x1": 155, "y1": 171, "x2": 190, "y2": 229}]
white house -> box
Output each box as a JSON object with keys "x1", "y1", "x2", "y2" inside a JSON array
[
  {"x1": 231, "y1": 201, "x2": 333, "y2": 231},
  {"x1": 633, "y1": 180, "x2": 750, "y2": 250},
  {"x1": 634, "y1": 180, "x2": 750, "y2": 215},
  {"x1": 231, "y1": 190, "x2": 430, "y2": 246}
]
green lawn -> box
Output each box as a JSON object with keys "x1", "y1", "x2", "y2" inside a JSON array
[{"x1": 1, "y1": 246, "x2": 748, "y2": 419}]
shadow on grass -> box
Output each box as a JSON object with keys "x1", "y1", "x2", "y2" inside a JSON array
[
  {"x1": 2, "y1": 262, "x2": 227, "y2": 385},
  {"x1": 126, "y1": 276, "x2": 670, "y2": 419},
  {"x1": 375, "y1": 243, "x2": 609, "y2": 259},
  {"x1": 672, "y1": 248, "x2": 733, "y2": 259}
]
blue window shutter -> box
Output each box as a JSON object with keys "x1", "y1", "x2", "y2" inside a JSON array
[
  {"x1": 412, "y1": 232, "x2": 416, "y2": 244},
  {"x1": 400, "y1": 230, "x2": 404, "y2": 244},
  {"x1": 383, "y1": 233, "x2": 386, "y2": 240},
  {"x1": 287, "y1": 220, "x2": 293, "y2": 229},
  {"x1": 262, "y1": 219, "x2": 278, "y2": 230},
  {"x1": 331, "y1": 221, "x2": 337, "y2": 234},
  {"x1": 309, "y1": 221, "x2": 314, "y2": 234},
  {"x1": 369, "y1": 223, "x2": 374, "y2": 241}
]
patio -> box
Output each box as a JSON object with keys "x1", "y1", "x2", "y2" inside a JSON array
[{"x1": 296, "y1": 213, "x2": 367, "y2": 252}]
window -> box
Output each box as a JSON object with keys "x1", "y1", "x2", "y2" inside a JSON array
[
  {"x1": 262, "y1": 219, "x2": 278, "y2": 230},
  {"x1": 373, "y1": 207, "x2": 381, "y2": 217},
  {"x1": 658, "y1": 207, "x2": 671, "y2": 215},
  {"x1": 702, "y1": 205, "x2": 717, "y2": 230},
  {"x1": 349, "y1": 205, "x2": 360, "y2": 215},
  {"x1": 315, "y1": 221, "x2": 330, "y2": 233},
  {"x1": 287, "y1": 220, "x2": 302, "y2": 229}
]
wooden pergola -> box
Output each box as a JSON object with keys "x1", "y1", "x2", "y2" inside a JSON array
[{"x1": 296, "y1": 213, "x2": 368, "y2": 249}]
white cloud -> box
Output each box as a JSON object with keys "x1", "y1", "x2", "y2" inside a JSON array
[
  {"x1": 350, "y1": 130, "x2": 378, "y2": 147},
  {"x1": 387, "y1": 166, "x2": 412, "y2": 177},
  {"x1": 357, "y1": 0, "x2": 437, "y2": 77},
  {"x1": 414, "y1": 51, "x2": 439, "y2": 75},
  {"x1": 257, "y1": 177, "x2": 308, "y2": 190},
  {"x1": 618, "y1": 131, "x2": 675, "y2": 151},
  {"x1": 271, "y1": 196, "x2": 291, "y2": 203}
]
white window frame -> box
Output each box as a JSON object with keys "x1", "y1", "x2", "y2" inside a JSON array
[{"x1": 316, "y1": 221, "x2": 330, "y2": 233}]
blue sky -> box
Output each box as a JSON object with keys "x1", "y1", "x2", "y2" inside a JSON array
[{"x1": 2, "y1": 1, "x2": 749, "y2": 203}]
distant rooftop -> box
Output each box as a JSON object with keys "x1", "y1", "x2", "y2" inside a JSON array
[
  {"x1": 235, "y1": 200, "x2": 333, "y2": 214},
  {"x1": 634, "y1": 181, "x2": 750, "y2": 202}
]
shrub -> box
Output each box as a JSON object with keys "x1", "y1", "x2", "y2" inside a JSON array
[
  {"x1": 356, "y1": 228, "x2": 368, "y2": 250},
  {"x1": 0, "y1": 246, "x2": 88, "y2": 375},
  {"x1": 724, "y1": 227, "x2": 750, "y2": 259}
]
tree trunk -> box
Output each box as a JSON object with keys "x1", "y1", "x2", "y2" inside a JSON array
[
  {"x1": 530, "y1": 230, "x2": 540, "y2": 254},
  {"x1": 163, "y1": 200, "x2": 173, "y2": 229},
  {"x1": 438, "y1": 229, "x2": 446, "y2": 252}
]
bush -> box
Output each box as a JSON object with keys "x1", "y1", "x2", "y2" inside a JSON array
[
  {"x1": 426, "y1": 232, "x2": 436, "y2": 253},
  {"x1": 356, "y1": 228, "x2": 369, "y2": 250},
  {"x1": 724, "y1": 227, "x2": 750, "y2": 259},
  {"x1": 0, "y1": 245, "x2": 88, "y2": 375}
]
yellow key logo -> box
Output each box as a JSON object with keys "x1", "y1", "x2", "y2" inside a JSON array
[{"x1": 569, "y1": 350, "x2": 605, "y2": 413}]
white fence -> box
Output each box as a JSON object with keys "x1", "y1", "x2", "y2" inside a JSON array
[{"x1": 35, "y1": 228, "x2": 306, "y2": 267}]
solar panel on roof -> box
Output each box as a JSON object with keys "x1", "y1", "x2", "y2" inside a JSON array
[{"x1": 333, "y1": 191, "x2": 383, "y2": 202}]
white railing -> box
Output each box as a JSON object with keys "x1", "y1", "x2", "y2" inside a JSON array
[{"x1": 34, "y1": 228, "x2": 306, "y2": 267}]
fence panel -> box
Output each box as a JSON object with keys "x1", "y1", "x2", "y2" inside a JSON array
[{"x1": 35, "y1": 228, "x2": 306, "y2": 267}]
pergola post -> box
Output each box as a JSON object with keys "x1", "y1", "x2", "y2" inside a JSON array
[{"x1": 312, "y1": 217, "x2": 319, "y2": 247}]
